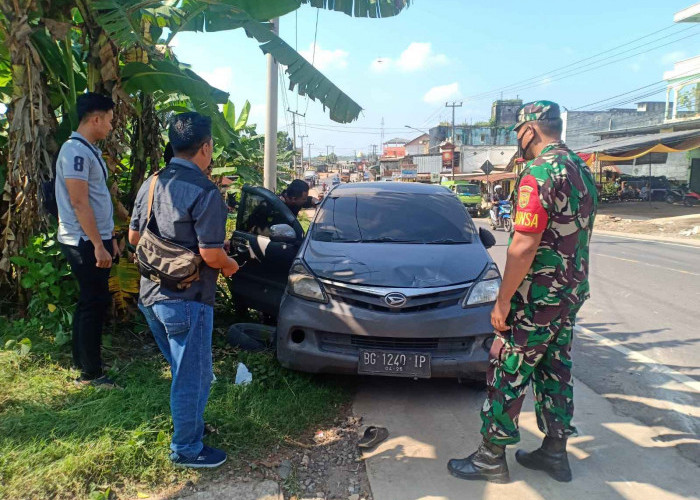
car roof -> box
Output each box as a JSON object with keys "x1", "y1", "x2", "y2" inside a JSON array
[{"x1": 332, "y1": 182, "x2": 450, "y2": 196}]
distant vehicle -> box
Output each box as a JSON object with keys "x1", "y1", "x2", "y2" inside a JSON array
[
  {"x1": 489, "y1": 200, "x2": 512, "y2": 232},
  {"x1": 441, "y1": 180, "x2": 482, "y2": 215},
  {"x1": 332, "y1": 177, "x2": 341, "y2": 186},
  {"x1": 303, "y1": 170, "x2": 318, "y2": 187},
  {"x1": 227, "y1": 183, "x2": 499, "y2": 380}
]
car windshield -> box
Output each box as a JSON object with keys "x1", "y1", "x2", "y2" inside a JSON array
[
  {"x1": 456, "y1": 184, "x2": 480, "y2": 195},
  {"x1": 312, "y1": 193, "x2": 477, "y2": 244}
]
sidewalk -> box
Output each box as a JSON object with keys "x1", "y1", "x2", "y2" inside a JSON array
[{"x1": 354, "y1": 377, "x2": 699, "y2": 500}]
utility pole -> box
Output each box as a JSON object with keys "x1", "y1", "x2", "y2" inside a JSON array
[
  {"x1": 308, "y1": 143, "x2": 314, "y2": 164},
  {"x1": 263, "y1": 18, "x2": 279, "y2": 191},
  {"x1": 445, "y1": 101, "x2": 463, "y2": 180},
  {"x1": 380, "y1": 117, "x2": 385, "y2": 159},
  {"x1": 288, "y1": 109, "x2": 305, "y2": 179},
  {"x1": 299, "y1": 134, "x2": 308, "y2": 174}
]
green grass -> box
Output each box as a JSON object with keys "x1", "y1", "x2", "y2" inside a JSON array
[{"x1": 0, "y1": 325, "x2": 350, "y2": 499}]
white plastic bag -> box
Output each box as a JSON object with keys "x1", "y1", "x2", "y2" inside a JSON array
[{"x1": 235, "y1": 362, "x2": 253, "y2": 385}]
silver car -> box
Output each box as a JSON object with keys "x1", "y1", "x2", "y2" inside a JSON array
[{"x1": 228, "y1": 182, "x2": 499, "y2": 380}]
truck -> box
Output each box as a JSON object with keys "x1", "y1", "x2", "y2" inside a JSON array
[
  {"x1": 303, "y1": 169, "x2": 318, "y2": 187},
  {"x1": 441, "y1": 180, "x2": 482, "y2": 216}
]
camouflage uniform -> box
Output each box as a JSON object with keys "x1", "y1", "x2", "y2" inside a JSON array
[{"x1": 480, "y1": 101, "x2": 598, "y2": 446}]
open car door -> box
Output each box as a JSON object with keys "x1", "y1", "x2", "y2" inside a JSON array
[{"x1": 227, "y1": 185, "x2": 304, "y2": 318}]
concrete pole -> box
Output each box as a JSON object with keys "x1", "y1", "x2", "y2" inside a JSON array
[{"x1": 263, "y1": 18, "x2": 279, "y2": 191}]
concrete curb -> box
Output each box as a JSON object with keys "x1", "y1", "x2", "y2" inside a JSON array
[{"x1": 593, "y1": 229, "x2": 700, "y2": 247}]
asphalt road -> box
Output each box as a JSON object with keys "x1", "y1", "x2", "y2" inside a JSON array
[{"x1": 354, "y1": 223, "x2": 700, "y2": 499}]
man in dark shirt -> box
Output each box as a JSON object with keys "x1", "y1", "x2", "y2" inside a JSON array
[
  {"x1": 128, "y1": 112, "x2": 238, "y2": 469},
  {"x1": 279, "y1": 179, "x2": 310, "y2": 217}
]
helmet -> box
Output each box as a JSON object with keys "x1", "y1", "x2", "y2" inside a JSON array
[{"x1": 494, "y1": 185, "x2": 503, "y2": 191}]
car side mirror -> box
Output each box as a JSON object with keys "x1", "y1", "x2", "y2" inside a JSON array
[
  {"x1": 270, "y1": 224, "x2": 298, "y2": 243},
  {"x1": 479, "y1": 227, "x2": 496, "y2": 249}
]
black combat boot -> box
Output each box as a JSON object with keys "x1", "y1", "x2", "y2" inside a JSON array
[
  {"x1": 447, "y1": 440, "x2": 510, "y2": 483},
  {"x1": 515, "y1": 436, "x2": 572, "y2": 482}
]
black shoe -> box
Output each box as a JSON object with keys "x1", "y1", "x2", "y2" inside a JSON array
[
  {"x1": 170, "y1": 446, "x2": 227, "y2": 469},
  {"x1": 74, "y1": 375, "x2": 121, "y2": 390},
  {"x1": 447, "y1": 441, "x2": 510, "y2": 483},
  {"x1": 515, "y1": 437, "x2": 572, "y2": 482}
]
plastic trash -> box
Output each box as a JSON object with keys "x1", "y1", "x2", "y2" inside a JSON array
[{"x1": 235, "y1": 363, "x2": 253, "y2": 385}]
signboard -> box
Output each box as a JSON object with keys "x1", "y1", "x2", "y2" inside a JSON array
[
  {"x1": 430, "y1": 173, "x2": 440, "y2": 183},
  {"x1": 480, "y1": 160, "x2": 494, "y2": 175},
  {"x1": 401, "y1": 169, "x2": 418, "y2": 179}
]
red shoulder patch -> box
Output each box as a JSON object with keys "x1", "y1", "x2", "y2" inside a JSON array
[{"x1": 513, "y1": 175, "x2": 548, "y2": 233}]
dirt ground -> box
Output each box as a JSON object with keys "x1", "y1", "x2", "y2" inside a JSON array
[{"x1": 594, "y1": 201, "x2": 700, "y2": 241}]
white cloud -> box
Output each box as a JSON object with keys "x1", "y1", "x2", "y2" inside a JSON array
[
  {"x1": 300, "y1": 43, "x2": 349, "y2": 71},
  {"x1": 423, "y1": 83, "x2": 461, "y2": 104},
  {"x1": 370, "y1": 42, "x2": 448, "y2": 73},
  {"x1": 541, "y1": 77, "x2": 553, "y2": 86},
  {"x1": 628, "y1": 62, "x2": 642, "y2": 73},
  {"x1": 198, "y1": 66, "x2": 233, "y2": 93},
  {"x1": 662, "y1": 51, "x2": 686, "y2": 65},
  {"x1": 396, "y1": 42, "x2": 448, "y2": 72}
]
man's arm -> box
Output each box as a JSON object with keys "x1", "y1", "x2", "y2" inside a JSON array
[
  {"x1": 200, "y1": 248, "x2": 239, "y2": 277},
  {"x1": 65, "y1": 179, "x2": 112, "y2": 268},
  {"x1": 491, "y1": 231, "x2": 542, "y2": 332},
  {"x1": 128, "y1": 229, "x2": 140, "y2": 246}
]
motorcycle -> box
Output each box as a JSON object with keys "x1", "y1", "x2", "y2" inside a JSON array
[
  {"x1": 665, "y1": 185, "x2": 689, "y2": 204},
  {"x1": 490, "y1": 200, "x2": 512, "y2": 232},
  {"x1": 683, "y1": 190, "x2": 700, "y2": 207}
]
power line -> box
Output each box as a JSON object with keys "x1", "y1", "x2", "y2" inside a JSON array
[
  {"x1": 304, "y1": 8, "x2": 320, "y2": 115},
  {"x1": 465, "y1": 23, "x2": 692, "y2": 102}
]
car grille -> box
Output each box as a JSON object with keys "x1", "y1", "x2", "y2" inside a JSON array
[
  {"x1": 322, "y1": 281, "x2": 471, "y2": 313},
  {"x1": 318, "y1": 332, "x2": 476, "y2": 355}
]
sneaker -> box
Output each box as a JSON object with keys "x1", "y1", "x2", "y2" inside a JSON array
[
  {"x1": 74, "y1": 375, "x2": 121, "y2": 390},
  {"x1": 170, "y1": 446, "x2": 227, "y2": 469}
]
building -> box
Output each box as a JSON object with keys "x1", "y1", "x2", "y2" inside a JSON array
[
  {"x1": 562, "y1": 102, "x2": 668, "y2": 151},
  {"x1": 491, "y1": 99, "x2": 523, "y2": 127},
  {"x1": 382, "y1": 138, "x2": 408, "y2": 158},
  {"x1": 405, "y1": 134, "x2": 430, "y2": 155}
]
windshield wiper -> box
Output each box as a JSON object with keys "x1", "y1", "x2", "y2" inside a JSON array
[
  {"x1": 360, "y1": 237, "x2": 419, "y2": 243},
  {"x1": 428, "y1": 239, "x2": 471, "y2": 244}
]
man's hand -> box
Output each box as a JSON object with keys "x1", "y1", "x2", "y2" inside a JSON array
[
  {"x1": 491, "y1": 298, "x2": 510, "y2": 333},
  {"x1": 221, "y1": 258, "x2": 239, "y2": 278},
  {"x1": 95, "y1": 244, "x2": 113, "y2": 268},
  {"x1": 224, "y1": 239, "x2": 231, "y2": 254}
]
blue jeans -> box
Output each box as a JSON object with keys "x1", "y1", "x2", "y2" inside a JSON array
[{"x1": 138, "y1": 300, "x2": 213, "y2": 458}]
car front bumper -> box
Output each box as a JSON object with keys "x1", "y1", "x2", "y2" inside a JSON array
[{"x1": 276, "y1": 292, "x2": 493, "y2": 379}]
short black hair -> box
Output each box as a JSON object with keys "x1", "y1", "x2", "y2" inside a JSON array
[
  {"x1": 164, "y1": 142, "x2": 174, "y2": 165},
  {"x1": 287, "y1": 179, "x2": 310, "y2": 198},
  {"x1": 536, "y1": 118, "x2": 563, "y2": 138},
  {"x1": 168, "y1": 112, "x2": 212, "y2": 158},
  {"x1": 77, "y1": 92, "x2": 115, "y2": 122}
]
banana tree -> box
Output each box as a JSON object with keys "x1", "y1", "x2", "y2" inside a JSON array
[{"x1": 92, "y1": 0, "x2": 411, "y2": 123}]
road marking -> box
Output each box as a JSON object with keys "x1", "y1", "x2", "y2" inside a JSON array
[
  {"x1": 575, "y1": 325, "x2": 700, "y2": 393},
  {"x1": 594, "y1": 252, "x2": 700, "y2": 276},
  {"x1": 594, "y1": 231, "x2": 700, "y2": 249}
]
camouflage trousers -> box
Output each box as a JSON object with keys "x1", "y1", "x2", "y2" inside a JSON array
[{"x1": 480, "y1": 301, "x2": 582, "y2": 446}]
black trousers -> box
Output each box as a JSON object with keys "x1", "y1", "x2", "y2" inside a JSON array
[{"x1": 60, "y1": 239, "x2": 113, "y2": 379}]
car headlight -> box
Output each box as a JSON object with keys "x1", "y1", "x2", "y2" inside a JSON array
[
  {"x1": 287, "y1": 261, "x2": 328, "y2": 303},
  {"x1": 463, "y1": 265, "x2": 501, "y2": 307}
]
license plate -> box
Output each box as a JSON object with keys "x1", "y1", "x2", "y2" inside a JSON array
[{"x1": 358, "y1": 350, "x2": 431, "y2": 378}]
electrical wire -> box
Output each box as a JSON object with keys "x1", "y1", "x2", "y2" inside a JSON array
[{"x1": 304, "y1": 8, "x2": 320, "y2": 115}]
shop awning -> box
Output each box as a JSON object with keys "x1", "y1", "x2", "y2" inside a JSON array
[
  {"x1": 577, "y1": 129, "x2": 700, "y2": 162},
  {"x1": 453, "y1": 171, "x2": 517, "y2": 182}
]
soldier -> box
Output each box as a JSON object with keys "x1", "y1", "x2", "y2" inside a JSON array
[{"x1": 447, "y1": 101, "x2": 598, "y2": 484}]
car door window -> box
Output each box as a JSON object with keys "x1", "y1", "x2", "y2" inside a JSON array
[{"x1": 236, "y1": 187, "x2": 303, "y2": 240}]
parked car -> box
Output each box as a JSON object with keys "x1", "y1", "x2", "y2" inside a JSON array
[{"x1": 227, "y1": 183, "x2": 499, "y2": 380}]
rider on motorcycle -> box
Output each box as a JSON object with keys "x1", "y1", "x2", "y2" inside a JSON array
[{"x1": 490, "y1": 185, "x2": 508, "y2": 223}]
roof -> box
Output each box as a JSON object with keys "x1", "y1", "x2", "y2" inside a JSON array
[
  {"x1": 405, "y1": 134, "x2": 430, "y2": 146},
  {"x1": 577, "y1": 129, "x2": 700, "y2": 154},
  {"x1": 384, "y1": 137, "x2": 409, "y2": 145},
  {"x1": 675, "y1": 3, "x2": 700, "y2": 22},
  {"x1": 332, "y1": 182, "x2": 450, "y2": 196},
  {"x1": 453, "y1": 171, "x2": 516, "y2": 182}
]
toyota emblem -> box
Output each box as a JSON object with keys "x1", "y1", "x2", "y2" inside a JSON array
[{"x1": 384, "y1": 292, "x2": 408, "y2": 308}]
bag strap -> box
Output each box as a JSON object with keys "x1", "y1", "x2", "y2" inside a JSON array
[
  {"x1": 68, "y1": 136, "x2": 108, "y2": 180},
  {"x1": 146, "y1": 170, "x2": 162, "y2": 220}
]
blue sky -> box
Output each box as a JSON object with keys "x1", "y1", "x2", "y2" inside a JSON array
[{"x1": 172, "y1": 0, "x2": 700, "y2": 157}]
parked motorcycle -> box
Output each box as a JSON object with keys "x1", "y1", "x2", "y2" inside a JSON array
[
  {"x1": 665, "y1": 185, "x2": 689, "y2": 204},
  {"x1": 490, "y1": 200, "x2": 512, "y2": 232},
  {"x1": 683, "y1": 190, "x2": 700, "y2": 207}
]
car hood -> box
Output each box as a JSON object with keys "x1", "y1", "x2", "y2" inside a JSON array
[{"x1": 303, "y1": 239, "x2": 490, "y2": 288}]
